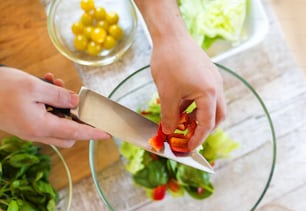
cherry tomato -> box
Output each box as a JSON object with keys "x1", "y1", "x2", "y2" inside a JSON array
[
  {"x1": 108, "y1": 24, "x2": 123, "y2": 40},
  {"x1": 103, "y1": 35, "x2": 116, "y2": 50},
  {"x1": 74, "y1": 34, "x2": 88, "y2": 51},
  {"x1": 97, "y1": 20, "x2": 109, "y2": 31},
  {"x1": 105, "y1": 12, "x2": 119, "y2": 24},
  {"x1": 71, "y1": 21, "x2": 84, "y2": 35},
  {"x1": 71, "y1": 1, "x2": 123, "y2": 56},
  {"x1": 94, "y1": 7, "x2": 106, "y2": 20},
  {"x1": 90, "y1": 27, "x2": 106, "y2": 43},
  {"x1": 86, "y1": 41, "x2": 102, "y2": 56},
  {"x1": 81, "y1": 12, "x2": 93, "y2": 26},
  {"x1": 80, "y1": 0, "x2": 95, "y2": 12},
  {"x1": 83, "y1": 26, "x2": 93, "y2": 38}
]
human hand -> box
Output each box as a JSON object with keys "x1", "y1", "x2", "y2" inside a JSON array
[
  {"x1": 150, "y1": 35, "x2": 226, "y2": 151},
  {"x1": 132, "y1": 0, "x2": 226, "y2": 151},
  {"x1": 0, "y1": 67, "x2": 110, "y2": 148}
]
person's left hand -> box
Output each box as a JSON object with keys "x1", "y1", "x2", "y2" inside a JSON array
[{"x1": 0, "y1": 67, "x2": 110, "y2": 148}]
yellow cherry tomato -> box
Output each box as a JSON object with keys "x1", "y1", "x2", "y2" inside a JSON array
[
  {"x1": 80, "y1": 0, "x2": 95, "y2": 12},
  {"x1": 74, "y1": 34, "x2": 88, "y2": 51},
  {"x1": 96, "y1": 20, "x2": 109, "y2": 31},
  {"x1": 90, "y1": 27, "x2": 107, "y2": 43},
  {"x1": 94, "y1": 7, "x2": 106, "y2": 20},
  {"x1": 103, "y1": 35, "x2": 117, "y2": 50},
  {"x1": 87, "y1": 41, "x2": 102, "y2": 56},
  {"x1": 83, "y1": 26, "x2": 93, "y2": 38},
  {"x1": 81, "y1": 12, "x2": 93, "y2": 26},
  {"x1": 105, "y1": 12, "x2": 119, "y2": 25},
  {"x1": 71, "y1": 22, "x2": 84, "y2": 35},
  {"x1": 108, "y1": 24, "x2": 123, "y2": 40}
]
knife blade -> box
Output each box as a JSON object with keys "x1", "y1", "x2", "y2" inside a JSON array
[{"x1": 71, "y1": 87, "x2": 214, "y2": 174}]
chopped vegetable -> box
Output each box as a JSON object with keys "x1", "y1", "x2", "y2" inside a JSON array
[
  {"x1": 178, "y1": 0, "x2": 247, "y2": 50},
  {"x1": 120, "y1": 93, "x2": 240, "y2": 201},
  {"x1": 152, "y1": 185, "x2": 167, "y2": 200},
  {"x1": 0, "y1": 136, "x2": 58, "y2": 211}
]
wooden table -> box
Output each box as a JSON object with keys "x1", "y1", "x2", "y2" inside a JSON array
[{"x1": 1, "y1": 0, "x2": 306, "y2": 210}]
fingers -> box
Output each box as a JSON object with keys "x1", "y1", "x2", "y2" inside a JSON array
[
  {"x1": 43, "y1": 73, "x2": 64, "y2": 87},
  {"x1": 32, "y1": 137, "x2": 76, "y2": 148},
  {"x1": 188, "y1": 97, "x2": 216, "y2": 151},
  {"x1": 35, "y1": 78, "x2": 79, "y2": 109},
  {"x1": 159, "y1": 95, "x2": 180, "y2": 134},
  {"x1": 42, "y1": 112, "x2": 111, "y2": 140},
  {"x1": 214, "y1": 91, "x2": 227, "y2": 129}
]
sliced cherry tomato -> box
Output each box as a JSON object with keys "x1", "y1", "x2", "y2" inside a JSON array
[{"x1": 152, "y1": 185, "x2": 167, "y2": 200}]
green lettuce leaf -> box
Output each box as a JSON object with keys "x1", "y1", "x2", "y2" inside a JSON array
[
  {"x1": 200, "y1": 128, "x2": 240, "y2": 162},
  {"x1": 178, "y1": 0, "x2": 247, "y2": 50}
]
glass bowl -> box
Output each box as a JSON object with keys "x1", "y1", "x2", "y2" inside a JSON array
[
  {"x1": 0, "y1": 134, "x2": 72, "y2": 211},
  {"x1": 89, "y1": 64, "x2": 276, "y2": 210},
  {"x1": 47, "y1": 0, "x2": 137, "y2": 66}
]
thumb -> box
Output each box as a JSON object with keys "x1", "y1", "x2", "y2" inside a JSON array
[{"x1": 36, "y1": 79, "x2": 79, "y2": 108}]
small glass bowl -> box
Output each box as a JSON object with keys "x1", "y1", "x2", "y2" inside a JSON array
[
  {"x1": 89, "y1": 64, "x2": 276, "y2": 210},
  {"x1": 47, "y1": 0, "x2": 137, "y2": 66}
]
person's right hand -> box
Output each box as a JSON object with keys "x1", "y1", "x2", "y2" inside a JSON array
[{"x1": 0, "y1": 66, "x2": 110, "y2": 148}]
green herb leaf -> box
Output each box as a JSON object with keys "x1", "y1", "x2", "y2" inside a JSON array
[{"x1": 133, "y1": 159, "x2": 169, "y2": 188}]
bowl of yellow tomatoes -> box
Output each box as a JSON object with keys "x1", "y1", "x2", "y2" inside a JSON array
[{"x1": 47, "y1": 0, "x2": 137, "y2": 66}]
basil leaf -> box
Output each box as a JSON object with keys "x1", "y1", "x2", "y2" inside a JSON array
[{"x1": 133, "y1": 159, "x2": 169, "y2": 188}]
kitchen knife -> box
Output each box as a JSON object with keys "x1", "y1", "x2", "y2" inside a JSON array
[{"x1": 51, "y1": 86, "x2": 214, "y2": 173}]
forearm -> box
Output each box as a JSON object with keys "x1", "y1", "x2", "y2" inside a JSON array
[{"x1": 134, "y1": 0, "x2": 190, "y2": 44}]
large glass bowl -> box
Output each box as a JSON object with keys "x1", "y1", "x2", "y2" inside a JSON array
[
  {"x1": 47, "y1": 0, "x2": 137, "y2": 66},
  {"x1": 0, "y1": 134, "x2": 72, "y2": 211},
  {"x1": 89, "y1": 64, "x2": 276, "y2": 210}
]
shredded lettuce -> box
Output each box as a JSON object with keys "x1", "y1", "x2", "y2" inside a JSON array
[{"x1": 178, "y1": 0, "x2": 247, "y2": 50}]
